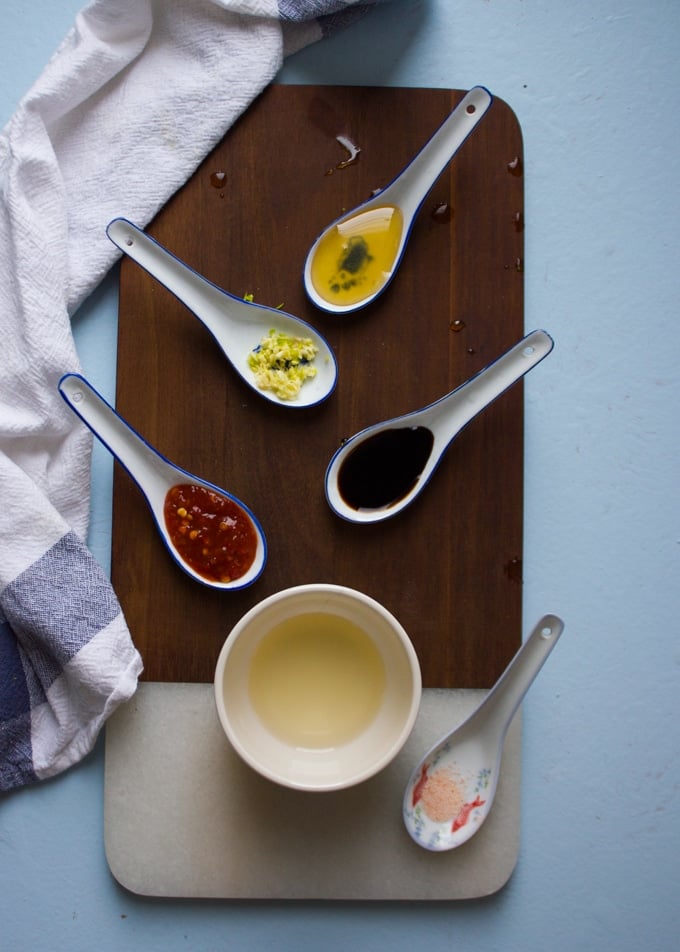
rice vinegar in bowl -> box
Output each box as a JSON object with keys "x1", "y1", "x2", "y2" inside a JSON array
[
  {"x1": 214, "y1": 584, "x2": 421, "y2": 792},
  {"x1": 248, "y1": 611, "x2": 386, "y2": 749}
]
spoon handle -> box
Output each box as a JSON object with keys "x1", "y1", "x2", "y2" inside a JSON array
[
  {"x1": 472, "y1": 614, "x2": 564, "y2": 737},
  {"x1": 107, "y1": 217, "x2": 237, "y2": 339},
  {"x1": 58, "y1": 373, "x2": 173, "y2": 498},
  {"x1": 430, "y1": 329, "x2": 554, "y2": 438},
  {"x1": 393, "y1": 86, "x2": 493, "y2": 213}
]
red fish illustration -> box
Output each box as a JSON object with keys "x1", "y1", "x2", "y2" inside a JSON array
[
  {"x1": 411, "y1": 763, "x2": 429, "y2": 807},
  {"x1": 452, "y1": 796, "x2": 486, "y2": 832}
]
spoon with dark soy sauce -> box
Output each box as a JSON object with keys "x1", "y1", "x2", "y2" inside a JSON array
[
  {"x1": 58, "y1": 373, "x2": 266, "y2": 590},
  {"x1": 325, "y1": 330, "x2": 554, "y2": 524},
  {"x1": 107, "y1": 218, "x2": 337, "y2": 408},
  {"x1": 403, "y1": 614, "x2": 564, "y2": 851},
  {"x1": 303, "y1": 86, "x2": 493, "y2": 314}
]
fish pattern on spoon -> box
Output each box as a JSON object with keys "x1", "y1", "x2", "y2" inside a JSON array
[{"x1": 403, "y1": 614, "x2": 564, "y2": 851}]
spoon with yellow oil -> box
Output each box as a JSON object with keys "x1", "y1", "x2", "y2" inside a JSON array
[
  {"x1": 303, "y1": 86, "x2": 492, "y2": 314},
  {"x1": 403, "y1": 614, "x2": 564, "y2": 851}
]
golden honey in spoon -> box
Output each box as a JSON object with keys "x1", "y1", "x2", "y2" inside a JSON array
[{"x1": 309, "y1": 204, "x2": 404, "y2": 308}]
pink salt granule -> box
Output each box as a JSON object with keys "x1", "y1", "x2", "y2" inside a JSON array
[{"x1": 420, "y1": 767, "x2": 466, "y2": 823}]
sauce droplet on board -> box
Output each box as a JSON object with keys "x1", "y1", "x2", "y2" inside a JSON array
[
  {"x1": 324, "y1": 135, "x2": 362, "y2": 176},
  {"x1": 164, "y1": 483, "x2": 257, "y2": 583},
  {"x1": 338, "y1": 426, "x2": 434, "y2": 511},
  {"x1": 431, "y1": 201, "x2": 452, "y2": 223},
  {"x1": 506, "y1": 155, "x2": 523, "y2": 177},
  {"x1": 210, "y1": 170, "x2": 227, "y2": 188},
  {"x1": 504, "y1": 557, "x2": 523, "y2": 584},
  {"x1": 334, "y1": 134, "x2": 361, "y2": 169},
  {"x1": 310, "y1": 205, "x2": 404, "y2": 307}
]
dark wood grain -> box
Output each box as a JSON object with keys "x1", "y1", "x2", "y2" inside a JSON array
[{"x1": 112, "y1": 85, "x2": 525, "y2": 688}]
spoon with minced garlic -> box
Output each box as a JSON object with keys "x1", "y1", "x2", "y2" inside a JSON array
[{"x1": 107, "y1": 218, "x2": 338, "y2": 407}]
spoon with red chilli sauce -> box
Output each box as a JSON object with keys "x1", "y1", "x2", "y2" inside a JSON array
[
  {"x1": 58, "y1": 373, "x2": 266, "y2": 590},
  {"x1": 303, "y1": 86, "x2": 492, "y2": 314},
  {"x1": 107, "y1": 218, "x2": 338, "y2": 408},
  {"x1": 403, "y1": 614, "x2": 564, "y2": 851},
  {"x1": 325, "y1": 329, "x2": 554, "y2": 524}
]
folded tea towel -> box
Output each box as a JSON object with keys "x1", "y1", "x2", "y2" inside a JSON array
[{"x1": 0, "y1": 0, "x2": 389, "y2": 793}]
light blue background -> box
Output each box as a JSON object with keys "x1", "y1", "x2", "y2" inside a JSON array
[{"x1": 2, "y1": 1, "x2": 678, "y2": 949}]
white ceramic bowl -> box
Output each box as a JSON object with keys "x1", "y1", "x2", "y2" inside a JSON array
[{"x1": 214, "y1": 584, "x2": 421, "y2": 792}]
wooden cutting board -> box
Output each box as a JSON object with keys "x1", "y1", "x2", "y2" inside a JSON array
[{"x1": 112, "y1": 84, "x2": 525, "y2": 689}]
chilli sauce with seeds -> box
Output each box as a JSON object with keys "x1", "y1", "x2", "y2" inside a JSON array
[{"x1": 164, "y1": 483, "x2": 257, "y2": 584}]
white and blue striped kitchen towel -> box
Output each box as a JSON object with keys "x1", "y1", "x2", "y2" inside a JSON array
[{"x1": 0, "y1": 0, "x2": 390, "y2": 793}]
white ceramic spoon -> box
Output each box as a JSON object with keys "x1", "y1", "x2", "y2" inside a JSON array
[
  {"x1": 58, "y1": 373, "x2": 267, "y2": 590},
  {"x1": 325, "y1": 329, "x2": 553, "y2": 524},
  {"x1": 303, "y1": 86, "x2": 493, "y2": 314},
  {"x1": 403, "y1": 614, "x2": 564, "y2": 852},
  {"x1": 107, "y1": 218, "x2": 338, "y2": 408}
]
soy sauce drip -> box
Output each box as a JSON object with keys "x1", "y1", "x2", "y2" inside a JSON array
[
  {"x1": 210, "y1": 170, "x2": 227, "y2": 188},
  {"x1": 507, "y1": 155, "x2": 523, "y2": 176},
  {"x1": 338, "y1": 427, "x2": 435, "y2": 511}
]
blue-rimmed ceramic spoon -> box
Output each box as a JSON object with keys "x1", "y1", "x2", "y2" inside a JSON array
[
  {"x1": 303, "y1": 86, "x2": 493, "y2": 314},
  {"x1": 58, "y1": 373, "x2": 266, "y2": 590},
  {"x1": 325, "y1": 329, "x2": 554, "y2": 524},
  {"x1": 403, "y1": 614, "x2": 564, "y2": 851},
  {"x1": 107, "y1": 218, "x2": 338, "y2": 408}
]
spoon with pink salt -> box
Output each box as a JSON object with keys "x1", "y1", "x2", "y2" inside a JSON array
[{"x1": 403, "y1": 614, "x2": 564, "y2": 851}]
